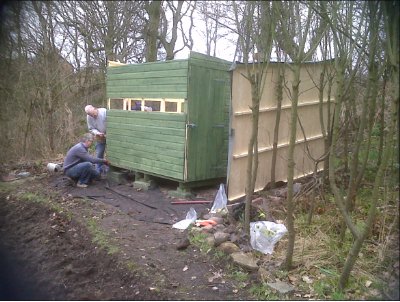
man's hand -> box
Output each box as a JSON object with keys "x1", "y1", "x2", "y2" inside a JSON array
[{"x1": 104, "y1": 159, "x2": 110, "y2": 166}]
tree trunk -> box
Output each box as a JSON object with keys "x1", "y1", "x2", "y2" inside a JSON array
[
  {"x1": 338, "y1": 72, "x2": 398, "y2": 290},
  {"x1": 377, "y1": 70, "x2": 387, "y2": 167},
  {"x1": 270, "y1": 62, "x2": 284, "y2": 189},
  {"x1": 283, "y1": 63, "x2": 300, "y2": 270},
  {"x1": 145, "y1": 0, "x2": 162, "y2": 62},
  {"x1": 244, "y1": 73, "x2": 261, "y2": 234}
]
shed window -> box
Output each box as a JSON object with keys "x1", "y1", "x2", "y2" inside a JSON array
[{"x1": 107, "y1": 98, "x2": 185, "y2": 113}]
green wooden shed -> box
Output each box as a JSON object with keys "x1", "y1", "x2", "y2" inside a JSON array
[{"x1": 106, "y1": 51, "x2": 231, "y2": 195}]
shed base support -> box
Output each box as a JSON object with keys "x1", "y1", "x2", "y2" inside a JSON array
[
  {"x1": 108, "y1": 168, "x2": 130, "y2": 185},
  {"x1": 133, "y1": 173, "x2": 157, "y2": 191},
  {"x1": 168, "y1": 183, "x2": 194, "y2": 199}
]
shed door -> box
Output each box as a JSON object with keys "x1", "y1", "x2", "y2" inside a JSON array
[{"x1": 186, "y1": 66, "x2": 228, "y2": 182}]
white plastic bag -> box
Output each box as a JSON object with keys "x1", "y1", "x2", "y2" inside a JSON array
[
  {"x1": 172, "y1": 207, "x2": 197, "y2": 230},
  {"x1": 250, "y1": 221, "x2": 287, "y2": 254},
  {"x1": 210, "y1": 184, "x2": 228, "y2": 214}
]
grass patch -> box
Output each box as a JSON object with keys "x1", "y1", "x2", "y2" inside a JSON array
[
  {"x1": 20, "y1": 192, "x2": 48, "y2": 203},
  {"x1": 86, "y1": 217, "x2": 119, "y2": 255},
  {"x1": 227, "y1": 267, "x2": 249, "y2": 290},
  {"x1": 17, "y1": 190, "x2": 73, "y2": 220},
  {"x1": 289, "y1": 198, "x2": 397, "y2": 300},
  {"x1": 0, "y1": 181, "x2": 20, "y2": 194},
  {"x1": 126, "y1": 260, "x2": 138, "y2": 272},
  {"x1": 188, "y1": 230, "x2": 213, "y2": 253},
  {"x1": 249, "y1": 283, "x2": 281, "y2": 300}
]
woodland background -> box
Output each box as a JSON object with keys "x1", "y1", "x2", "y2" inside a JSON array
[{"x1": 0, "y1": 0, "x2": 398, "y2": 296}]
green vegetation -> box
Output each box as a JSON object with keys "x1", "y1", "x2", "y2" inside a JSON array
[
  {"x1": 86, "y1": 217, "x2": 119, "y2": 255},
  {"x1": 20, "y1": 192, "x2": 48, "y2": 203},
  {"x1": 0, "y1": 179, "x2": 27, "y2": 194},
  {"x1": 188, "y1": 230, "x2": 213, "y2": 253},
  {"x1": 249, "y1": 283, "x2": 280, "y2": 300}
]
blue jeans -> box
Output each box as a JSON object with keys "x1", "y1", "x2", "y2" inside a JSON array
[
  {"x1": 95, "y1": 141, "x2": 106, "y2": 173},
  {"x1": 65, "y1": 162, "x2": 100, "y2": 185}
]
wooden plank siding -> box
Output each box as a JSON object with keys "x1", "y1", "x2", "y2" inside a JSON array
[
  {"x1": 185, "y1": 53, "x2": 231, "y2": 182},
  {"x1": 106, "y1": 60, "x2": 189, "y2": 99},
  {"x1": 106, "y1": 52, "x2": 232, "y2": 185},
  {"x1": 228, "y1": 61, "x2": 334, "y2": 201},
  {"x1": 107, "y1": 110, "x2": 186, "y2": 181}
]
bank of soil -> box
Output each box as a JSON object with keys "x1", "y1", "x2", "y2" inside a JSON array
[
  {"x1": 0, "y1": 164, "x2": 398, "y2": 301},
  {"x1": 0, "y1": 171, "x2": 258, "y2": 300}
]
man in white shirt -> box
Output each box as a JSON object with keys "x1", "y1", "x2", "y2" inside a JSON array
[{"x1": 85, "y1": 104, "x2": 107, "y2": 174}]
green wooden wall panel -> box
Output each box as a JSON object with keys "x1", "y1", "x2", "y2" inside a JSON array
[
  {"x1": 109, "y1": 134, "x2": 184, "y2": 153},
  {"x1": 106, "y1": 52, "x2": 231, "y2": 184},
  {"x1": 185, "y1": 54, "x2": 231, "y2": 182},
  {"x1": 108, "y1": 117, "x2": 184, "y2": 130},
  {"x1": 109, "y1": 110, "x2": 185, "y2": 120},
  {"x1": 107, "y1": 77, "x2": 186, "y2": 87},
  {"x1": 107, "y1": 91, "x2": 187, "y2": 99},
  {"x1": 107, "y1": 60, "x2": 189, "y2": 100},
  {"x1": 108, "y1": 140, "x2": 183, "y2": 161},
  {"x1": 108, "y1": 122, "x2": 185, "y2": 137},
  {"x1": 109, "y1": 157, "x2": 183, "y2": 180},
  {"x1": 107, "y1": 60, "x2": 189, "y2": 74},
  {"x1": 107, "y1": 146, "x2": 183, "y2": 171},
  {"x1": 107, "y1": 129, "x2": 185, "y2": 146},
  {"x1": 107, "y1": 84, "x2": 187, "y2": 94},
  {"x1": 107, "y1": 69, "x2": 188, "y2": 80},
  {"x1": 107, "y1": 110, "x2": 186, "y2": 180}
]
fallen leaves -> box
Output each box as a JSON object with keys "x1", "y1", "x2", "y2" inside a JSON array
[{"x1": 302, "y1": 275, "x2": 313, "y2": 284}]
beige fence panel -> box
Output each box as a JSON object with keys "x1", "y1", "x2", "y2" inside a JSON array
[{"x1": 228, "y1": 61, "x2": 333, "y2": 201}]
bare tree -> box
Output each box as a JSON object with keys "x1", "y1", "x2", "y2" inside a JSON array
[
  {"x1": 158, "y1": 1, "x2": 196, "y2": 60},
  {"x1": 145, "y1": 0, "x2": 162, "y2": 62},
  {"x1": 57, "y1": 1, "x2": 146, "y2": 67},
  {"x1": 196, "y1": 1, "x2": 230, "y2": 57},
  {"x1": 274, "y1": 1, "x2": 327, "y2": 270},
  {"x1": 231, "y1": 1, "x2": 277, "y2": 234},
  {"x1": 270, "y1": 47, "x2": 285, "y2": 189},
  {"x1": 316, "y1": 0, "x2": 399, "y2": 290}
]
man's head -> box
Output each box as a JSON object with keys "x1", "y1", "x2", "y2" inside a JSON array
[
  {"x1": 80, "y1": 133, "x2": 94, "y2": 147},
  {"x1": 85, "y1": 105, "x2": 98, "y2": 118}
]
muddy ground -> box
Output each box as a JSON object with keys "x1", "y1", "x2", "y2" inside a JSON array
[
  {"x1": 1, "y1": 164, "x2": 399, "y2": 301},
  {"x1": 0, "y1": 168, "x2": 262, "y2": 300}
]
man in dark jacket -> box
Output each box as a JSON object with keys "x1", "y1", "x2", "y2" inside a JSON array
[{"x1": 63, "y1": 133, "x2": 109, "y2": 188}]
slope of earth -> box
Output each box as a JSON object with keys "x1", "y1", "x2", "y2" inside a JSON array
[{"x1": 0, "y1": 172, "x2": 256, "y2": 300}]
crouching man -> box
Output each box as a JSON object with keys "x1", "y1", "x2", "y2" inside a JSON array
[{"x1": 63, "y1": 133, "x2": 110, "y2": 188}]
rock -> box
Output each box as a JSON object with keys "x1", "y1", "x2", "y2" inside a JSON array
[
  {"x1": 230, "y1": 232, "x2": 239, "y2": 242},
  {"x1": 224, "y1": 224, "x2": 237, "y2": 234},
  {"x1": 258, "y1": 267, "x2": 269, "y2": 282},
  {"x1": 16, "y1": 172, "x2": 30, "y2": 178},
  {"x1": 251, "y1": 197, "x2": 269, "y2": 213},
  {"x1": 201, "y1": 225, "x2": 214, "y2": 233},
  {"x1": 203, "y1": 213, "x2": 211, "y2": 220},
  {"x1": 204, "y1": 212, "x2": 223, "y2": 220},
  {"x1": 230, "y1": 252, "x2": 259, "y2": 271},
  {"x1": 267, "y1": 280, "x2": 295, "y2": 294},
  {"x1": 214, "y1": 224, "x2": 225, "y2": 231},
  {"x1": 238, "y1": 243, "x2": 253, "y2": 253},
  {"x1": 217, "y1": 242, "x2": 240, "y2": 254},
  {"x1": 208, "y1": 216, "x2": 224, "y2": 225},
  {"x1": 205, "y1": 235, "x2": 215, "y2": 247},
  {"x1": 191, "y1": 226, "x2": 202, "y2": 232},
  {"x1": 176, "y1": 237, "x2": 190, "y2": 250},
  {"x1": 213, "y1": 231, "x2": 230, "y2": 246}
]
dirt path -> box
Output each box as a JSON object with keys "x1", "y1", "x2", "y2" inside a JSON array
[{"x1": 0, "y1": 173, "x2": 255, "y2": 300}]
